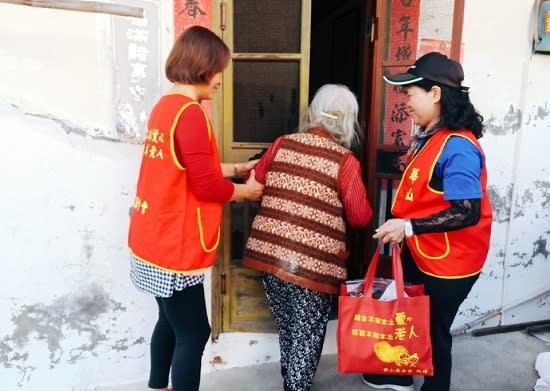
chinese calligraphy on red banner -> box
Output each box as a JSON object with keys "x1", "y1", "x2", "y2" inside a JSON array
[
  {"x1": 174, "y1": 0, "x2": 211, "y2": 36},
  {"x1": 383, "y1": 70, "x2": 412, "y2": 147},
  {"x1": 383, "y1": 0, "x2": 421, "y2": 146},
  {"x1": 173, "y1": 0, "x2": 213, "y2": 112},
  {"x1": 388, "y1": 0, "x2": 420, "y2": 64}
]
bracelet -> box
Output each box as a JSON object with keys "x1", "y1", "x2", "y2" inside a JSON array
[{"x1": 404, "y1": 219, "x2": 414, "y2": 237}]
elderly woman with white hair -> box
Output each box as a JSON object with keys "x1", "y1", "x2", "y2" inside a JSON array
[{"x1": 243, "y1": 84, "x2": 373, "y2": 391}]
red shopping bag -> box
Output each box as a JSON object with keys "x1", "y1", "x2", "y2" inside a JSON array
[{"x1": 337, "y1": 244, "x2": 433, "y2": 376}]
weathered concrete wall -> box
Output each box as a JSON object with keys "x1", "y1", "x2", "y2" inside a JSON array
[
  {"x1": 0, "y1": 3, "x2": 160, "y2": 390},
  {"x1": 0, "y1": 103, "x2": 149, "y2": 390},
  {"x1": 450, "y1": 0, "x2": 550, "y2": 331}
]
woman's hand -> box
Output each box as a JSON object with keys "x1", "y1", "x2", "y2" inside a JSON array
[
  {"x1": 235, "y1": 159, "x2": 259, "y2": 176},
  {"x1": 244, "y1": 169, "x2": 264, "y2": 201},
  {"x1": 372, "y1": 218, "x2": 406, "y2": 243},
  {"x1": 231, "y1": 169, "x2": 264, "y2": 202},
  {"x1": 222, "y1": 159, "x2": 260, "y2": 177}
]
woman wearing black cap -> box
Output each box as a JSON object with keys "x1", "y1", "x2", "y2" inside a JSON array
[{"x1": 363, "y1": 52, "x2": 493, "y2": 391}]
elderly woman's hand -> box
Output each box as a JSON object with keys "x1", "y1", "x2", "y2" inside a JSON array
[{"x1": 372, "y1": 218, "x2": 406, "y2": 243}]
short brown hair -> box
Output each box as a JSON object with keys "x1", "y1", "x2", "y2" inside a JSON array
[{"x1": 165, "y1": 26, "x2": 230, "y2": 84}]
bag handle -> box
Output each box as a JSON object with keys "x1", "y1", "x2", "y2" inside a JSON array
[{"x1": 362, "y1": 243, "x2": 406, "y2": 299}]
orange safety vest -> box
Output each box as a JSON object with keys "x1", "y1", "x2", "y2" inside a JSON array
[
  {"x1": 128, "y1": 94, "x2": 223, "y2": 273},
  {"x1": 392, "y1": 130, "x2": 493, "y2": 278}
]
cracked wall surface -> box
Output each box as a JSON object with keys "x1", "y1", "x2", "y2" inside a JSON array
[
  {"x1": 0, "y1": 4, "x2": 167, "y2": 390},
  {"x1": 455, "y1": 97, "x2": 550, "y2": 329},
  {"x1": 1, "y1": 284, "x2": 134, "y2": 385},
  {"x1": 0, "y1": 100, "x2": 153, "y2": 390},
  {"x1": 454, "y1": 0, "x2": 550, "y2": 328}
]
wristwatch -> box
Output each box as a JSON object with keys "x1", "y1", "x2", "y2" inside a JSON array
[{"x1": 404, "y1": 219, "x2": 414, "y2": 237}]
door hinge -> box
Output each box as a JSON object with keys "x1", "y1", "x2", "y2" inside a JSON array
[
  {"x1": 368, "y1": 16, "x2": 378, "y2": 43},
  {"x1": 220, "y1": 0, "x2": 226, "y2": 31},
  {"x1": 220, "y1": 272, "x2": 226, "y2": 295}
]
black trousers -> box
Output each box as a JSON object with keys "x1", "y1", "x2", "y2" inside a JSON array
[
  {"x1": 402, "y1": 250, "x2": 479, "y2": 391},
  {"x1": 148, "y1": 284, "x2": 211, "y2": 391},
  {"x1": 263, "y1": 273, "x2": 332, "y2": 391}
]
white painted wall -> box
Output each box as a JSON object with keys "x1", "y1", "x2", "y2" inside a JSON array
[
  {"x1": 0, "y1": 1, "x2": 549, "y2": 390},
  {"x1": 0, "y1": 3, "x2": 161, "y2": 390},
  {"x1": 454, "y1": 0, "x2": 550, "y2": 331}
]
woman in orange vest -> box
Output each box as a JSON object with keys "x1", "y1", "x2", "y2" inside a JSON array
[
  {"x1": 363, "y1": 52, "x2": 492, "y2": 391},
  {"x1": 127, "y1": 26, "x2": 263, "y2": 391}
]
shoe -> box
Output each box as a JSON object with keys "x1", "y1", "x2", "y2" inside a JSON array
[{"x1": 361, "y1": 374, "x2": 414, "y2": 391}]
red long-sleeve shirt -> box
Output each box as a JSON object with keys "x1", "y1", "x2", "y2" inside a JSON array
[{"x1": 173, "y1": 104, "x2": 234, "y2": 202}]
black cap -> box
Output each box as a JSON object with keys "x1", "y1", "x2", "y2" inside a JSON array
[{"x1": 383, "y1": 52, "x2": 469, "y2": 91}]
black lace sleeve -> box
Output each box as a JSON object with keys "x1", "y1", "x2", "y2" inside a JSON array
[{"x1": 410, "y1": 199, "x2": 481, "y2": 235}]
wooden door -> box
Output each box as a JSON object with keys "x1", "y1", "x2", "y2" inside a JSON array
[{"x1": 212, "y1": 0, "x2": 312, "y2": 335}]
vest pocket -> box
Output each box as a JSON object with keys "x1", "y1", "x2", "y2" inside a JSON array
[
  {"x1": 413, "y1": 232, "x2": 450, "y2": 260},
  {"x1": 196, "y1": 207, "x2": 221, "y2": 253}
]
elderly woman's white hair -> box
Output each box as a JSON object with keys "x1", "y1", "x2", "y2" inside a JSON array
[{"x1": 299, "y1": 84, "x2": 360, "y2": 148}]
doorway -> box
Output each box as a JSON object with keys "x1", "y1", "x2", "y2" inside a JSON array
[
  {"x1": 213, "y1": 0, "x2": 375, "y2": 336},
  {"x1": 309, "y1": 0, "x2": 375, "y2": 281}
]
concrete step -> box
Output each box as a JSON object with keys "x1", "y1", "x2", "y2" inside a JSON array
[{"x1": 96, "y1": 331, "x2": 548, "y2": 391}]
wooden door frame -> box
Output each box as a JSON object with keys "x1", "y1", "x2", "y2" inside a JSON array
[
  {"x1": 362, "y1": 0, "x2": 465, "y2": 269},
  {"x1": 211, "y1": 0, "x2": 312, "y2": 339},
  {"x1": 365, "y1": 0, "x2": 465, "y2": 219}
]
